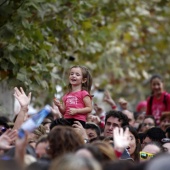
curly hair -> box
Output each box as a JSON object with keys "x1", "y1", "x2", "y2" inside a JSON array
[
  {"x1": 105, "y1": 110, "x2": 129, "y2": 127},
  {"x1": 47, "y1": 126, "x2": 84, "y2": 159}
]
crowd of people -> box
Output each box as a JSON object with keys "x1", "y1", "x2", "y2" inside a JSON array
[{"x1": 0, "y1": 65, "x2": 170, "y2": 170}]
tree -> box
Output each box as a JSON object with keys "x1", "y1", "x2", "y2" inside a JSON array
[{"x1": 0, "y1": 0, "x2": 170, "y2": 111}]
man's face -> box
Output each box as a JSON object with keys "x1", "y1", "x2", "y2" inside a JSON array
[{"x1": 104, "y1": 116, "x2": 122, "y2": 137}]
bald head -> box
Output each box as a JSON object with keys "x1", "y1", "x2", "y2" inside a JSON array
[{"x1": 122, "y1": 110, "x2": 135, "y2": 126}]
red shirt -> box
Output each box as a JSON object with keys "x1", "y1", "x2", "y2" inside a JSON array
[
  {"x1": 146, "y1": 91, "x2": 170, "y2": 124},
  {"x1": 62, "y1": 90, "x2": 91, "y2": 121}
]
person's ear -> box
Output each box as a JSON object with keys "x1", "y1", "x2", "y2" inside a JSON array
[{"x1": 82, "y1": 78, "x2": 87, "y2": 83}]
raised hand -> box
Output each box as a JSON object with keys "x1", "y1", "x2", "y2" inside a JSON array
[
  {"x1": 0, "y1": 129, "x2": 17, "y2": 150},
  {"x1": 103, "y1": 90, "x2": 116, "y2": 108},
  {"x1": 13, "y1": 87, "x2": 31, "y2": 108},
  {"x1": 51, "y1": 102, "x2": 62, "y2": 118},
  {"x1": 88, "y1": 115, "x2": 101, "y2": 125},
  {"x1": 113, "y1": 127, "x2": 130, "y2": 153}
]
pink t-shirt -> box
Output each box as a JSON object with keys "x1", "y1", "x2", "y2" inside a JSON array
[
  {"x1": 62, "y1": 90, "x2": 91, "y2": 121},
  {"x1": 146, "y1": 91, "x2": 170, "y2": 124}
]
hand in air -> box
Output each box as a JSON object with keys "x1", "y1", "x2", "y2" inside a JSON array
[
  {"x1": 0, "y1": 129, "x2": 17, "y2": 150},
  {"x1": 53, "y1": 98, "x2": 61, "y2": 107},
  {"x1": 13, "y1": 87, "x2": 31, "y2": 108},
  {"x1": 113, "y1": 127, "x2": 130, "y2": 153},
  {"x1": 103, "y1": 90, "x2": 116, "y2": 108}
]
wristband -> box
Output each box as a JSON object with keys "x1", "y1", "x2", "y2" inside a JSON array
[{"x1": 112, "y1": 105, "x2": 117, "y2": 109}]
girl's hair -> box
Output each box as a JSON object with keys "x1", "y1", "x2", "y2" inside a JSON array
[
  {"x1": 68, "y1": 65, "x2": 92, "y2": 93},
  {"x1": 150, "y1": 74, "x2": 163, "y2": 84}
]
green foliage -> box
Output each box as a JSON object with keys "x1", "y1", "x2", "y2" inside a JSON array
[{"x1": 0, "y1": 0, "x2": 170, "y2": 107}]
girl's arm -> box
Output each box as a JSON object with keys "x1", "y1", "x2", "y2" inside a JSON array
[
  {"x1": 53, "y1": 98, "x2": 65, "y2": 114},
  {"x1": 69, "y1": 96, "x2": 92, "y2": 115}
]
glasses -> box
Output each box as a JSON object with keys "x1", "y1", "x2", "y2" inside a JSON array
[
  {"x1": 140, "y1": 151, "x2": 154, "y2": 160},
  {"x1": 0, "y1": 127, "x2": 7, "y2": 136}
]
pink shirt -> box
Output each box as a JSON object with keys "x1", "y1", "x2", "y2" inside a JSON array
[
  {"x1": 146, "y1": 91, "x2": 170, "y2": 124},
  {"x1": 62, "y1": 90, "x2": 91, "y2": 121}
]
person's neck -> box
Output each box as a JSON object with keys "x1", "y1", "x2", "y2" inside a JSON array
[
  {"x1": 71, "y1": 85, "x2": 82, "y2": 92},
  {"x1": 154, "y1": 91, "x2": 163, "y2": 98}
]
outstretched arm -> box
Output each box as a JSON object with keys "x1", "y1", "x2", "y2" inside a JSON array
[
  {"x1": 103, "y1": 90, "x2": 117, "y2": 109},
  {"x1": 53, "y1": 98, "x2": 65, "y2": 114},
  {"x1": 13, "y1": 87, "x2": 31, "y2": 130}
]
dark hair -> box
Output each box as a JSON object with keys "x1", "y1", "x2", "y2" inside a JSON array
[
  {"x1": 103, "y1": 160, "x2": 134, "y2": 170},
  {"x1": 123, "y1": 125, "x2": 141, "y2": 162},
  {"x1": 85, "y1": 122, "x2": 101, "y2": 137},
  {"x1": 143, "y1": 115, "x2": 156, "y2": 126},
  {"x1": 150, "y1": 74, "x2": 163, "y2": 84},
  {"x1": 105, "y1": 110, "x2": 129, "y2": 127},
  {"x1": 68, "y1": 65, "x2": 92, "y2": 94},
  {"x1": 165, "y1": 127, "x2": 170, "y2": 138},
  {"x1": 144, "y1": 127, "x2": 166, "y2": 144}
]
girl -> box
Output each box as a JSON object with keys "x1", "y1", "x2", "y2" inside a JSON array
[
  {"x1": 53, "y1": 65, "x2": 93, "y2": 127},
  {"x1": 146, "y1": 74, "x2": 170, "y2": 125}
]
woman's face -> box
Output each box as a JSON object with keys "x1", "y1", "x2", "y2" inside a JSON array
[
  {"x1": 151, "y1": 78, "x2": 164, "y2": 96},
  {"x1": 127, "y1": 131, "x2": 136, "y2": 156},
  {"x1": 142, "y1": 118, "x2": 155, "y2": 132}
]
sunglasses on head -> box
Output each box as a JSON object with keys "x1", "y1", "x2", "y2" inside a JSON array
[
  {"x1": 0, "y1": 127, "x2": 7, "y2": 135},
  {"x1": 139, "y1": 151, "x2": 154, "y2": 159}
]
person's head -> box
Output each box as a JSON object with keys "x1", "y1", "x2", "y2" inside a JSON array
[
  {"x1": 68, "y1": 65, "x2": 92, "y2": 93},
  {"x1": 42, "y1": 115, "x2": 53, "y2": 133},
  {"x1": 35, "y1": 135, "x2": 49, "y2": 159},
  {"x1": 162, "y1": 138, "x2": 170, "y2": 153},
  {"x1": 47, "y1": 126, "x2": 84, "y2": 159},
  {"x1": 123, "y1": 126, "x2": 141, "y2": 162},
  {"x1": 136, "y1": 101, "x2": 147, "y2": 114},
  {"x1": 75, "y1": 141, "x2": 117, "y2": 163},
  {"x1": 28, "y1": 125, "x2": 47, "y2": 148},
  {"x1": 160, "y1": 112, "x2": 170, "y2": 132},
  {"x1": 103, "y1": 160, "x2": 134, "y2": 170},
  {"x1": 140, "y1": 141, "x2": 164, "y2": 162},
  {"x1": 49, "y1": 154, "x2": 101, "y2": 170},
  {"x1": 142, "y1": 115, "x2": 156, "y2": 132},
  {"x1": 142, "y1": 127, "x2": 166, "y2": 148},
  {"x1": 149, "y1": 74, "x2": 164, "y2": 96},
  {"x1": 146, "y1": 153, "x2": 170, "y2": 170},
  {"x1": 85, "y1": 122, "x2": 101, "y2": 141},
  {"x1": 122, "y1": 110, "x2": 135, "y2": 127},
  {"x1": 104, "y1": 110, "x2": 129, "y2": 137}
]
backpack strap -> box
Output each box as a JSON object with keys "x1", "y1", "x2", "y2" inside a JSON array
[
  {"x1": 148, "y1": 95, "x2": 153, "y2": 115},
  {"x1": 163, "y1": 93, "x2": 168, "y2": 110}
]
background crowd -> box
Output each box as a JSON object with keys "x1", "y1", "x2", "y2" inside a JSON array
[{"x1": 0, "y1": 69, "x2": 170, "y2": 170}]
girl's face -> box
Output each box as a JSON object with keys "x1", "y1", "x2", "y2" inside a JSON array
[
  {"x1": 69, "y1": 67, "x2": 86, "y2": 86},
  {"x1": 151, "y1": 78, "x2": 164, "y2": 96},
  {"x1": 142, "y1": 118, "x2": 155, "y2": 132},
  {"x1": 127, "y1": 131, "x2": 136, "y2": 156}
]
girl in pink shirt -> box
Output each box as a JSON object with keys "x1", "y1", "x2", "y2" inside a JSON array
[
  {"x1": 54, "y1": 65, "x2": 93, "y2": 127},
  {"x1": 146, "y1": 74, "x2": 170, "y2": 125}
]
